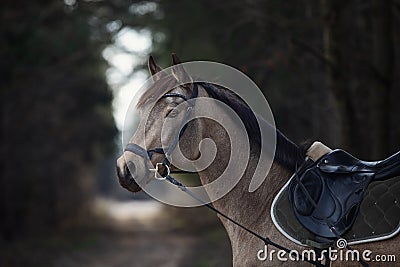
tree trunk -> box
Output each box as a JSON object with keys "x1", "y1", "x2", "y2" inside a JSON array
[
  {"x1": 369, "y1": 0, "x2": 393, "y2": 158},
  {"x1": 321, "y1": 0, "x2": 393, "y2": 157},
  {"x1": 321, "y1": 0, "x2": 354, "y2": 151}
]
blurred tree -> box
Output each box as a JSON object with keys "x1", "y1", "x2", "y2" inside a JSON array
[
  {"x1": 98, "y1": 0, "x2": 339, "y2": 148},
  {"x1": 0, "y1": 0, "x2": 116, "y2": 240},
  {"x1": 5, "y1": 0, "x2": 396, "y2": 241},
  {"x1": 92, "y1": 0, "x2": 399, "y2": 158},
  {"x1": 321, "y1": 0, "x2": 396, "y2": 158}
]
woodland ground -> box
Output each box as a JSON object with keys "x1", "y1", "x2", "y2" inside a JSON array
[{"x1": 0, "y1": 199, "x2": 231, "y2": 267}]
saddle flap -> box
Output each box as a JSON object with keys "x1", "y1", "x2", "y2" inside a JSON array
[
  {"x1": 272, "y1": 176, "x2": 400, "y2": 248},
  {"x1": 293, "y1": 169, "x2": 322, "y2": 216},
  {"x1": 277, "y1": 141, "x2": 400, "y2": 246},
  {"x1": 289, "y1": 152, "x2": 375, "y2": 238}
]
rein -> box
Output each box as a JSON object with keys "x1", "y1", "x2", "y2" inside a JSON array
[
  {"x1": 164, "y1": 174, "x2": 328, "y2": 266},
  {"x1": 124, "y1": 82, "x2": 367, "y2": 266}
]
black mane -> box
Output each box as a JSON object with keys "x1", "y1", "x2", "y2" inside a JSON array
[{"x1": 199, "y1": 82, "x2": 306, "y2": 171}]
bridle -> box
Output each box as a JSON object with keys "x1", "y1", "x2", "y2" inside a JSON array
[
  {"x1": 124, "y1": 82, "x2": 198, "y2": 179},
  {"x1": 123, "y1": 82, "x2": 367, "y2": 267}
]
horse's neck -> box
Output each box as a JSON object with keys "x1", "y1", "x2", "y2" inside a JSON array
[
  {"x1": 193, "y1": 86, "x2": 300, "y2": 265},
  {"x1": 200, "y1": 157, "x2": 291, "y2": 227},
  {"x1": 197, "y1": 129, "x2": 292, "y2": 231},
  {"x1": 198, "y1": 144, "x2": 293, "y2": 265},
  {"x1": 193, "y1": 91, "x2": 293, "y2": 234}
]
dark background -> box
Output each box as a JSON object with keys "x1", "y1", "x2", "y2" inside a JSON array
[{"x1": 1, "y1": 0, "x2": 399, "y2": 266}]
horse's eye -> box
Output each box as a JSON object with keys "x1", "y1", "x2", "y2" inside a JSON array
[{"x1": 166, "y1": 109, "x2": 179, "y2": 118}]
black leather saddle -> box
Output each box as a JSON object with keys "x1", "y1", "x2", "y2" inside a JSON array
[{"x1": 288, "y1": 149, "x2": 400, "y2": 239}]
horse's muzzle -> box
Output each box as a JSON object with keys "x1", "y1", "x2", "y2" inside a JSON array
[{"x1": 116, "y1": 160, "x2": 142, "y2": 192}]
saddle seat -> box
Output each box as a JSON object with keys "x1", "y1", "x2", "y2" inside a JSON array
[
  {"x1": 316, "y1": 149, "x2": 400, "y2": 180},
  {"x1": 287, "y1": 142, "x2": 400, "y2": 240}
]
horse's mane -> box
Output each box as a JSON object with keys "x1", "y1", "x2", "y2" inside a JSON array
[
  {"x1": 199, "y1": 82, "x2": 306, "y2": 171},
  {"x1": 136, "y1": 78, "x2": 307, "y2": 171}
]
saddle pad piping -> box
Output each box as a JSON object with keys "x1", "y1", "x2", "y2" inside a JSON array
[{"x1": 348, "y1": 227, "x2": 400, "y2": 245}]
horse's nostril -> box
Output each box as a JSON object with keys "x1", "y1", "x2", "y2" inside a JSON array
[
  {"x1": 126, "y1": 161, "x2": 136, "y2": 176},
  {"x1": 116, "y1": 165, "x2": 123, "y2": 179}
]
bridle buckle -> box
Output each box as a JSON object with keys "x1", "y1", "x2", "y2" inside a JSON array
[{"x1": 149, "y1": 162, "x2": 170, "y2": 180}]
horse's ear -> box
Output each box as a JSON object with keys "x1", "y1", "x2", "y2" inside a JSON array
[
  {"x1": 172, "y1": 53, "x2": 181, "y2": 65},
  {"x1": 148, "y1": 55, "x2": 162, "y2": 77},
  {"x1": 171, "y1": 53, "x2": 193, "y2": 85}
]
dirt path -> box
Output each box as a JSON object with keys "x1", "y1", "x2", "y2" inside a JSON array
[
  {"x1": 52, "y1": 199, "x2": 230, "y2": 267},
  {"x1": 54, "y1": 229, "x2": 196, "y2": 267}
]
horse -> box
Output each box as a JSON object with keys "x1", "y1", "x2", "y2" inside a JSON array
[{"x1": 116, "y1": 54, "x2": 399, "y2": 266}]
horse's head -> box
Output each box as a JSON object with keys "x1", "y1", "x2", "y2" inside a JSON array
[{"x1": 116, "y1": 54, "x2": 204, "y2": 192}]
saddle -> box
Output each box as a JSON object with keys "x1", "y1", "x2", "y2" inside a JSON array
[{"x1": 288, "y1": 142, "x2": 400, "y2": 240}]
